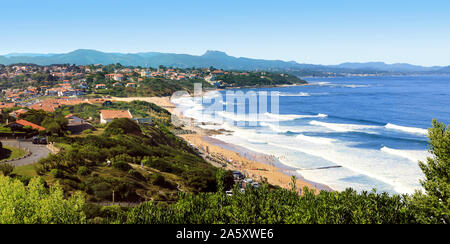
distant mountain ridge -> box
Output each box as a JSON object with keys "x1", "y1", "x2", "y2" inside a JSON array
[{"x1": 0, "y1": 49, "x2": 448, "y2": 74}]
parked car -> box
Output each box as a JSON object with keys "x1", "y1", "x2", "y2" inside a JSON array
[
  {"x1": 243, "y1": 178, "x2": 253, "y2": 184},
  {"x1": 251, "y1": 182, "x2": 260, "y2": 188},
  {"x1": 32, "y1": 136, "x2": 47, "y2": 144}
]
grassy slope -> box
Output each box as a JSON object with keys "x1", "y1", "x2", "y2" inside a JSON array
[{"x1": 0, "y1": 146, "x2": 26, "y2": 161}]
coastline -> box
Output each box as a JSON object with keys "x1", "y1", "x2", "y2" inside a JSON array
[{"x1": 113, "y1": 95, "x2": 332, "y2": 193}]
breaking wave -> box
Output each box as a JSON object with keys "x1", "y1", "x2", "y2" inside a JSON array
[{"x1": 385, "y1": 123, "x2": 428, "y2": 135}]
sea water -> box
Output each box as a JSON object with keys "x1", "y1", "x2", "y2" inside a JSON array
[{"x1": 172, "y1": 75, "x2": 450, "y2": 194}]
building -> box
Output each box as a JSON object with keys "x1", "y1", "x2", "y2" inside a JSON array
[
  {"x1": 95, "y1": 84, "x2": 106, "y2": 89},
  {"x1": 99, "y1": 110, "x2": 133, "y2": 124},
  {"x1": 9, "y1": 108, "x2": 28, "y2": 118},
  {"x1": 6, "y1": 119, "x2": 46, "y2": 131},
  {"x1": 105, "y1": 74, "x2": 124, "y2": 82},
  {"x1": 65, "y1": 114, "x2": 93, "y2": 134}
]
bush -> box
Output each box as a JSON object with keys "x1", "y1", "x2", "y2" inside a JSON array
[
  {"x1": 91, "y1": 182, "x2": 112, "y2": 201},
  {"x1": 128, "y1": 169, "x2": 144, "y2": 180},
  {"x1": 151, "y1": 173, "x2": 166, "y2": 186},
  {"x1": 15, "y1": 175, "x2": 32, "y2": 185},
  {"x1": 82, "y1": 129, "x2": 93, "y2": 135},
  {"x1": 49, "y1": 169, "x2": 63, "y2": 178},
  {"x1": 112, "y1": 161, "x2": 132, "y2": 171},
  {"x1": 104, "y1": 118, "x2": 142, "y2": 136},
  {"x1": 0, "y1": 163, "x2": 14, "y2": 176},
  {"x1": 0, "y1": 176, "x2": 86, "y2": 224},
  {"x1": 77, "y1": 166, "x2": 90, "y2": 176}
]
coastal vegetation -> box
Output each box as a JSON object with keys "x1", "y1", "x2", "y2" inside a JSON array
[{"x1": 215, "y1": 72, "x2": 306, "y2": 87}]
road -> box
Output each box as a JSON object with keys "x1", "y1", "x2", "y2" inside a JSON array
[{"x1": 2, "y1": 140, "x2": 51, "y2": 166}]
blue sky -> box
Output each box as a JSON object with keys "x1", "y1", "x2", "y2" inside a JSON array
[{"x1": 1, "y1": 0, "x2": 449, "y2": 66}]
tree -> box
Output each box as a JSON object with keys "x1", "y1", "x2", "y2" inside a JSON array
[{"x1": 411, "y1": 119, "x2": 450, "y2": 224}]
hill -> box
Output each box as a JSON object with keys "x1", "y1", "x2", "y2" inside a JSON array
[{"x1": 1, "y1": 49, "x2": 448, "y2": 75}]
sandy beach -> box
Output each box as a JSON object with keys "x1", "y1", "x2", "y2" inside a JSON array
[{"x1": 112, "y1": 96, "x2": 329, "y2": 193}]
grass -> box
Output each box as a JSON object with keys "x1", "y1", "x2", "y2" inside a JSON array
[
  {"x1": 0, "y1": 145, "x2": 26, "y2": 161},
  {"x1": 13, "y1": 163, "x2": 38, "y2": 177},
  {"x1": 53, "y1": 142, "x2": 73, "y2": 151}
]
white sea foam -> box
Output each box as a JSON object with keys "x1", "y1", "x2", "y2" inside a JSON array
[
  {"x1": 275, "y1": 92, "x2": 313, "y2": 97},
  {"x1": 212, "y1": 122, "x2": 424, "y2": 194},
  {"x1": 310, "y1": 120, "x2": 380, "y2": 133},
  {"x1": 217, "y1": 111, "x2": 306, "y2": 122},
  {"x1": 309, "y1": 82, "x2": 369, "y2": 88},
  {"x1": 385, "y1": 123, "x2": 428, "y2": 135},
  {"x1": 381, "y1": 146, "x2": 430, "y2": 163},
  {"x1": 296, "y1": 134, "x2": 336, "y2": 145}
]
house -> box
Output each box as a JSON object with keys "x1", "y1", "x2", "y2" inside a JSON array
[
  {"x1": 65, "y1": 114, "x2": 94, "y2": 134},
  {"x1": 126, "y1": 82, "x2": 136, "y2": 88},
  {"x1": 65, "y1": 114, "x2": 85, "y2": 125},
  {"x1": 105, "y1": 74, "x2": 124, "y2": 82},
  {"x1": 29, "y1": 103, "x2": 60, "y2": 112},
  {"x1": 95, "y1": 84, "x2": 106, "y2": 89},
  {"x1": 6, "y1": 119, "x2": 46, "y2": 131},
  {"x1": 99, "y1": 110, "x2": 132, "y2": 124},
  {"x1": 0, "y1": 102, "x2": 17, "y2": 109},
  {"x1": 9, "y1": 108, "x2": 28, "y2": 118},
  {"x1": 112, "y1": 82, "x2": 122, "y2": 87}
]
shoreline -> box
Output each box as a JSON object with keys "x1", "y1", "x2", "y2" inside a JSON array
[{"x1": 113, "y1": 95, "x2": 333, "y2": 193}]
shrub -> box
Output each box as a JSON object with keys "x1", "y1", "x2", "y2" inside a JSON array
[
  {"x1": 112, "y1": 161, "x2": 132, "y2": 171},
  {"x1": 151, "y1": 173, "x2": 166, "y2": 186},
  {"x1": 0, "y1": 176, "x2": 86, "y2": 224},
  {"x1": 91, "y1": 182, "x2": 112, "y2": 201},
  {"x1": 82, "y1": 129, "x2": 93, "y2": 135},
  {"x1": 77, "y1": 166, "x2": 90, "y2": 176},
  {"x1": 128, "y1": 169, "x2": 144, "y2": 180},
  {"x1": 15, "y1": 175, "x2": 32, "y2": 185},
  {"x1": 0, "y1": 163, "x2": 14, "y2": 176},
  {"x1": 104, "y1": 118, "x2": 142, "y2": 136},
  {"x1": 49, "y1": 169, "x2": 63, "y2": 178}
]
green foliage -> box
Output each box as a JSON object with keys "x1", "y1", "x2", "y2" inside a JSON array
[
  {"x1": 0, "y1": 176, "x2": 86, "y2": 224},
  {"x1": 49, "y1": 169, "x2": 63, "y2": 178},
  {"x1": 216, "y1": 72, "x2": 306, "y2": 87},
  {"x1": 0, "y1": 163, "x2": 14, "y2": 176},
  {"x1": 77, "y1": 166, "x2": 90, "y2": 176},
  {"x1": 125, "y1": 186, "x2": 415, "y2": 224},
  {"x1": 112, "y1": 161, "x2": 132, "y2": 171},
  {"x1": 104, "y1": 118, "x2": 142, "y2": 136},
  {"x1": 19, "y1": 109, "x2": 49, "y2": 125},
  {"x1": 128, "y1": 169, "x2": 144, "y2": 180},
  {"x1": 410, "y1": 119, "x2": 450, "y2": 224},
  {"x1": 82, "y1": 129, "x2": 93, "y2": 135}
]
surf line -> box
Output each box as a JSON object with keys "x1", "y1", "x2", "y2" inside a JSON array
[{"x1": 297, "y1": 165, "x2": 342, "y2": 171}]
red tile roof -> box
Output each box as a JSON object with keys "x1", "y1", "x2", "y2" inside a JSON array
[
  {"x1": 11, "y1": 119, "x2": 46, "y2": 131},
  {"x1": 100, "y1": 110, "x2": 132, "y2": 120}
]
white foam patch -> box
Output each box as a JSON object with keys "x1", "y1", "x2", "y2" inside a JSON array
[
  {"x1": 381, "y1": 146, "x2": 430, "y2": 163},
  {"x1": 385, "y1": 123, "x2": 428, "y2": 136},
  {"x1": 217, "y1": 111, "x2": 307, "y2": 122},
  {"x1": 310, "y1": 120, "x2": 380, "y2": 133},
  {"x1": 309, "y1": 82, "x2": 370, "y2": 88},
  {"x1": 296, "y1": 134, "x2": 337, "y2": 145}
]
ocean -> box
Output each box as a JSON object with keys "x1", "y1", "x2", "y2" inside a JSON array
[{"x1": 172, "y1": 75, "x2": 450, "y2": 194}]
